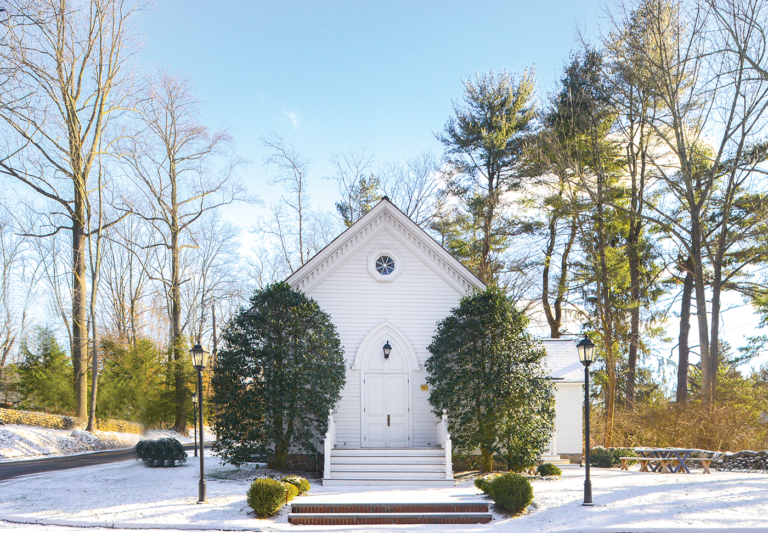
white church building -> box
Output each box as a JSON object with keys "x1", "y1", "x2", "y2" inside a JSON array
[{"x1": 286, "y1": 198, "x2": 584, "y2": 486}]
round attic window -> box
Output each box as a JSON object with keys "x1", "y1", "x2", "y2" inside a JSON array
[{"x1": 375, "y1": 255, "x2": 395, "y2": 275}]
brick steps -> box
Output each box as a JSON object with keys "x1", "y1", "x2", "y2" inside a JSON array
[{"x1": 288, "y1": 502, "x2": 492, "y2": 525}]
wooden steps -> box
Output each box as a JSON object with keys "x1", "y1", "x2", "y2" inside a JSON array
[{"x1": 288, "y1": 502, "x2": 492, "y2": 525}]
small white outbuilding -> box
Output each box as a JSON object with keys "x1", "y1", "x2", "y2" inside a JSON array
[{"x1": 286, "y1": 198, "x2": 584, "y2": 486}]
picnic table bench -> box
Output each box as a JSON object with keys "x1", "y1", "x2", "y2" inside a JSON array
[{"x1": 619, "y1": 448, "x2": 712, "y2": 474}]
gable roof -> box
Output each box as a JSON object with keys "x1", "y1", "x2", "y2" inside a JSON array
[
  {"x1": 541, "y1": 339, "x2": 584, "y2": 383},
  {"x1": 286, "y1": 198, "x2": 485, "y2": 294}
]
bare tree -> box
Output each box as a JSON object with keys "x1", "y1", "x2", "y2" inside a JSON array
[
  {"x1": 255, "y1": 135, "x2": 339, "y2": 279},
  {"x1": 606, "y1": 0, "x2": 768, "y2": 405},
  {"x1": 0, "y1": 0, "x2": 139, "y2": 418},
  {"x1": 380, "y1": 151, "x2": 445, "y2": 227},
  {"x1": 101, "y1": 214, "x2": 150, "y2": 344},
  {"x1": 707, "y1": 0, "x2": 768, "y2": 81},
  {"x1": 121, "y1": 71, "x2": 246, "y2": 433}
]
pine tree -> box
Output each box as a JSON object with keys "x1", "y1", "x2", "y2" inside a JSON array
[{"x1": 18, "y1": 327, "x2": 74, "y2": 414}]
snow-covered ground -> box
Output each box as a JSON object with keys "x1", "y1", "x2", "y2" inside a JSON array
[
  {"x1": 0, "y1": 424, "x2": 195, "y2": 462},
  {"x1": 0, "y1": 453, "x2": 766, "y2": 532}
]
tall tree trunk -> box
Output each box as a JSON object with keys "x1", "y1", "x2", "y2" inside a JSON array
[
  {"x1": 677, "y1": 258, "x2": 693, "y2": 403},
  {"x1": 626, "y1": 221, "x2": 641, "y2": 407},
  {"x1": 542, "y1": 214, "x2": 560, "y2": 338},
  {"x1": 171, "y1": 230, "x2": 186, "y2": 434},
  {"x1": 690, "y1": 215, "x2": 712, "y2": 407},
  {"x1": 72, "y1": 198, "x2": 88, "y2": 420}
]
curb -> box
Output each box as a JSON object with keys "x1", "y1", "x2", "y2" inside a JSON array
[{"x1": 0, "y1": 515, "x2": 261, "y2": 531}]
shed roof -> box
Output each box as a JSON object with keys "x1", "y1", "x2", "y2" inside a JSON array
[{"x1": 541, "y1": 339, "x2": 584, "y2": 383}]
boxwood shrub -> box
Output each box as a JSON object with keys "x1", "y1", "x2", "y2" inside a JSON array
[
  {"x1": 590, "y1": 447, "x2": 637, "y2": 468},
  {"x1": 281, "y1": 475, "x2": 311, "y2": 495},
  {"x1": 135, "y1": 438, "x2": 187, "y2": 467},
  {"x1": 487, "y1": 473, "x2": 534, "y2": 513},
  {"x1": 537, "y1": 462, "x2": 562, "y2": 476},
  {"x1": 474, "y1": 473, "x2": 500, "y2": 493},
  {"x1": 247, "y1": 478, "x2": 287, "y2": 517},
  {"x1": 283, "y1": 482, "x2": 298, "y2": 503}
]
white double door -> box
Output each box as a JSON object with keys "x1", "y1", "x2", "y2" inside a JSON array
[{"x1": 364, "y1": 373, "x2": 409, "y2": 447}]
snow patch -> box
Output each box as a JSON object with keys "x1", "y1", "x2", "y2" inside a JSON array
[{"x1": 0, "y1": 424, "x2": 140, "y2": 462}]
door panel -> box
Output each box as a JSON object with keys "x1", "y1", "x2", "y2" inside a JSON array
[
  {"x1": 364, "y1": 373, "x2": 410, "y2": 447},
  {"x1": 387, "y1": 375, "x2": 408, "y2": 447},
  {"x1": 366, "y1": 375, "x2": 387, "y2": 447}
]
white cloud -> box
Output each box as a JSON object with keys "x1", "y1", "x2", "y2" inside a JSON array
[{"x1": 282, "y1": 107, "x2": 299, "y2": 129}]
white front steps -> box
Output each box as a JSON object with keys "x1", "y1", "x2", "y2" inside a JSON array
[
  {"x1": 323, "y1": 448, "x2": 454, "y2": 486},
  {"x1": 541, "y1": 454, "x2": 572, "y2": 466}
]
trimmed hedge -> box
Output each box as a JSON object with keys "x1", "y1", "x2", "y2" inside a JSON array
[
  {"x1": 590, "y1": 447, "x2": 637, "y2": 468},
  {"x1": 487, "y1": 473, "x2": 534, "y2": 514},
  {"x1": 247, "y1": 478, "x2": 287, "y2": 517},
  {"x1": 135, "y1": 438, "x2": 187, "y2": 466},
  {"x1": 474, "y1": 473, "x2": 500, "y2": 493},
  {"x1": 537, "y1": 463, "x2": 562, "y2": 476},
  {"x1": 283, "y1": 482, "x2": 298, "y2": 503},
  {"x1": 0, "y1": 407, "x2": 143, "y2": 433},
  {"x1": 281, "y1": 475, "x2": 311, "y2": 494}
]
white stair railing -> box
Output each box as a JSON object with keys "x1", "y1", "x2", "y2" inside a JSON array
[
  {"x1": 435, "y1": 410, "x2": 453, "y2": 480},
  {"x1": 324, "y1": 411, "x2": 336, "y2": 479}
]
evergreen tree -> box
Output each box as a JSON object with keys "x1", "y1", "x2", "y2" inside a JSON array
[
  {"x1": 437, "y1": 70, "x2": 536, "y2": 284},
  {"x1": 97, "y1": 338, "x2": 176, "y2": 427},
  {"x1": 426, "y1": 285, "x2": 554, "y2": 472},
  {"x1": 17, "y1": 327, "x2": 74, "y2": 414},
  {"x1": 212, "y1": 282, "x2": 346, "y2": 469},
  {"x1": 335, "y1": 174, "x2": 382, "y2": 227}
]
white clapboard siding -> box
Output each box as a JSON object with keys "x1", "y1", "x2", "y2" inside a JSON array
[
  {"x1": 555, "y1": 383, "x2": 584, "y2": 453},
  {"x1": 303, "y1": 227, "x2": 470, "y2": 448}
]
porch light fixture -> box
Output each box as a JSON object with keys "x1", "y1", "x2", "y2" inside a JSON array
[
  {"x1": 383, "y1": 341, "x2": 392, "y2": 359},
  {"x1": 577, "y1": 334, "x2": 596, "y2": 507}
]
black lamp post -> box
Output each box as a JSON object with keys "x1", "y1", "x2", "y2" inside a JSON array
[
  {"x1": 191, "y1": 393, "x2": 198, "y2": 458},
  {"x1": 577, "y1": 334, "x2": 596, "y2": 507},
  {"x1": 190, "y1": 343, "x2": 210, "y2": 504},
  {"x1": 383, "y1": 341, "x2": 392, "y2": 359}
]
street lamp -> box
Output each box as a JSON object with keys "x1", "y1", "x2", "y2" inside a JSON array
[
  {"x1": 577, "y1": 334, "x2": 596, "y2": 507},
  {"x1": 191, "y1": 393, "x2": 199, "y2": 458},
  {"x1": 190, "y1": 343, "x2": 210, "y2": 504}
]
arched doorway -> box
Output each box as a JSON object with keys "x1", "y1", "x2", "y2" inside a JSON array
[{"x1": 355, "y1": 322, "x2": 417, "y2": 448}]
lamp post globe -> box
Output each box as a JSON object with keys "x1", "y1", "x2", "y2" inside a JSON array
[
  {"x1": 577, "y1": 334, "x2": 596, "y2": 506},
  {"x1": 190, "y1": 343, "x2": 210, "y2": 504}
]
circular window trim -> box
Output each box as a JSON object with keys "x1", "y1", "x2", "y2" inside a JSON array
[{"x1": 367, "y1": 248, "x2": 403, "y2": 282}]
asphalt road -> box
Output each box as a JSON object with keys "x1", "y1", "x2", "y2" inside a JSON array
[{"x1": 0, "y1": 442, "x2": 211, "y2": 481}]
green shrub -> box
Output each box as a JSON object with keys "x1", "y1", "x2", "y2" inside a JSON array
[
  {"x1": 247, "y1": 478, "x2": 287, "y2": 517},
  {"x1": 281, "y1": 475, "x2": 311, "y2": 494},
  {"x1": 589, "y1": 447, "x2": 637, "y2": 468},
  {"x1": 283, "y1": 482, "x2": 298, "y2": 503},
  {"x1": 537, "y1": 463, "x2": 562, "y2": 476},
  {"x1": 487, "y1": 473, "x2": 534, "y2": 513},
  {"x1": 135, "y1": 438, "x2": 187, "y2": 467},
  {"x1": 474, "y1": 473, "x2": 500, "y2": 493}
]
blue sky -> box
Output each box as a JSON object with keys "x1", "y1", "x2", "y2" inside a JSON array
[
  {"x1": 136, "y1": 0, "x2": 605, "y2": 208},
  {"x1": 134, "y1": 1, "x2": 767, "y2": 372}
]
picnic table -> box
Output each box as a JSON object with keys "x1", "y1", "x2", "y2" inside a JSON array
[{"x1": 624, "y1": 448, "x2": 711, "y2": 474}]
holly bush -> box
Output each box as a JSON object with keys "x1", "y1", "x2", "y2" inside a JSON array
[
  {"x1": 426, "y1": 285, "x2": 555, "y2": 472},
  {"x1": 212, "y1": 282, "x2": 345, "y2": 469},
  {"x1": 135, "y1": 438, "x2": 187, "y2": 466}
]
